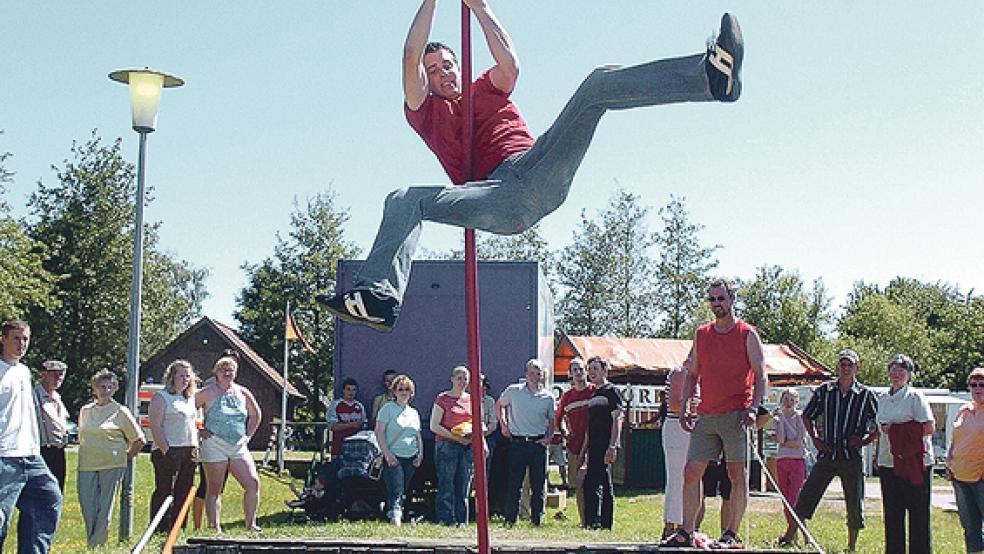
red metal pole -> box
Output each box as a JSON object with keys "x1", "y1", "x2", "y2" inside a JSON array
[{"x1": 461, "y1": 4, "x2": 490, "y2": 554}]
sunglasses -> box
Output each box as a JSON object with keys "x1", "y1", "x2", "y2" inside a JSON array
[
  {"x1": 969, "y1": 383, "x2": 984, "y2": 389},
  {"x1": 396, "y1": 387, "x2": 412, "y2": 392},
  {"x1": 707, "y1": 295, "x2": 728, "y2": 302}
]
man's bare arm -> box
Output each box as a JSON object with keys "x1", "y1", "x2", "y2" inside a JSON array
[
  {"x1": 681, "y1": 344, "x2": 698, "y2": 413},
  {"x1": 403, "y1": 0, "x2": 437, "y2": 110},
  {"x1": 746, "y1": 329, "x2": 767, "y2": 408},
  {"x1": 464, "y1": 0, "x2": 519, "y2": 93}
]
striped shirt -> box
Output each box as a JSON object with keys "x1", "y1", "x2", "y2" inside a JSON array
[{"x1": 802, "y1": 380, "x2": 878, "y2": 461}]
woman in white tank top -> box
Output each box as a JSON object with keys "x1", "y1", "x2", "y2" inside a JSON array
[{"x1": 148, "y1": 359, "x2": 199, "y2": 534}]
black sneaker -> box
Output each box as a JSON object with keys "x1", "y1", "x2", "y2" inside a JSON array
[
  {"x1": 659, "y1": 528, "x2": 695, "y2": 548},
  {"x1": 710, "y1": 529, "x2": 743, "y2": 549},
  {"x1": 706, "y1": 13, "x2": 743, "y2": 102},
  {"x1": 315, "y1": 289, "x2": 399, "y2": 332}
]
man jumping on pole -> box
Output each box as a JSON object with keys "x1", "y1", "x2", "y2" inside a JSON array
[{"x1": 317, "y1": 0, "x2": 743, "y2": 331}]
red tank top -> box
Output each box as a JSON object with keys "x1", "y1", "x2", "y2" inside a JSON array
[
  {"x1": 695, "y1": 319, "x2": 755, "y2": 415},
  {"x1": 405, "y1": 70, "x2": 535, "y2": 184}
]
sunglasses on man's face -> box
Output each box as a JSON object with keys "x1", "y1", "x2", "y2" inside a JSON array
[
  {"x1": 969, "y1": 382, "x2": 984, "y2": 389},
  {"x1": 707, "y1": 295, "x2": 728, "y2": 303}
]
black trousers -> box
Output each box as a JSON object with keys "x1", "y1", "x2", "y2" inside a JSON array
[
  {"x1": 504, "y1": 440, "x2": 547, "y2": 525},
  {"x1": 878, "y1": 465, "x2": 932, "y2": 554},
  {"x1": 583, "y1": 447, "x2": 614, "y2": 529},
  {"x1": 151, "y1": 447, "x2": 198, "y2": 533},
  {"x1": 40, "y1": 446, "x2": 66, "y2": 492}
]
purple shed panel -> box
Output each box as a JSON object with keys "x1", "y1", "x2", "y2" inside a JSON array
[{"x1": 333, "y1": 260, "x2": 554, "y2": 438}]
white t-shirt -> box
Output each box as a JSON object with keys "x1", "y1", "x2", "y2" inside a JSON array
[
  {"x1": 153, "y1": 389, "x2": 198, "y2": 450},
  {"x1": 0, "y1": 360, "x2": 40, "y2": 456},
  {"x1": 876, "y1": 385, "x2": 934, "y2": 467}
]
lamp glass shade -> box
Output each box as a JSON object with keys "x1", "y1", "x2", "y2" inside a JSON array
[{"x1": 128, "y1": 72, "x2": 165, "y2": 132}]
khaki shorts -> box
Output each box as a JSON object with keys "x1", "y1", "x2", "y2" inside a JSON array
[
  {"x1": 565, "y1": 446, "x2": 581, "y2": 487},
  {"x1": 687, "y1": 410, "x2": 748, "y2": 463},
  {"x1": 199, "y1": 434, "x2": 250, "y2": 463}
]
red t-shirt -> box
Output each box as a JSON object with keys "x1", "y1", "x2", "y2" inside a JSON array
[
  {"x1": 405, "y1": 70, "x2": 536, "y2": 184},
  {"x1": 434, "y1": 391, "x2": 473, "y2": 442},
  {"x1": 328, "y1": 399, "x2": 365, "y2": 456},
  {"x1": 695, "y1": 319, "x2": 756, "y2": 415},
  {"x1": 556, "y1": 384, "x2": 595, "y2": 455}
]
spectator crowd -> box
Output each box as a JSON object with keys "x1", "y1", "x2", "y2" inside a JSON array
[{"x1": 1, "y1": 277, "x2": 982, "y2": 553}]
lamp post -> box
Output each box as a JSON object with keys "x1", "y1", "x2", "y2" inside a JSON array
[{"x1": 109, "y1": 67, "x2": 184, "y2": 539}]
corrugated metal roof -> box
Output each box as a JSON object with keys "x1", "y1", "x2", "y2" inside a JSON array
[{"x1": 556, "y1": 334, "x2": 832, "y2": 385}]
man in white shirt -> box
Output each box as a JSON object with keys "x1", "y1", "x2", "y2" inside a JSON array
[
  {"x1": 0, "y1": 320, "x2": 63, "y2": 553},
  {"x1": 497, "y1": 359, "x2": 556, "y2": 526}
]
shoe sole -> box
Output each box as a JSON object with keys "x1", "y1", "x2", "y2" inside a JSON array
[
  {"x1": 721, "y1": 14, "x2": 743, "y2": 95},
  {"x1": 316, "y1": 297, "x2": 394, "y2": 332},
  {"x1": 709, "y1": 13, "x2": 743, "y2": 101}
]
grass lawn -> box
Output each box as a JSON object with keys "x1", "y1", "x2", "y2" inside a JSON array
[{"x1": 6, "y1": 449, "x2": 966, "y2": 553}]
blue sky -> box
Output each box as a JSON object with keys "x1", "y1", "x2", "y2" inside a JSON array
[{"x1": 2, "y1": 1, "x2": 982, "y2": 326}]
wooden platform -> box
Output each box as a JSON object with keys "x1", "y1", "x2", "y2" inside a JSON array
[{"x1": 176, "y1": 537, "x2": 810, "y2": 553}]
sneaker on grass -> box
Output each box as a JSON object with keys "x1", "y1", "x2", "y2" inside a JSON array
[{"x1": 710, "y1": 529, "x2": 744, "y2": 549}]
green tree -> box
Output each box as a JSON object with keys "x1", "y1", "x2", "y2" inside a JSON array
[
  {"x1": 652, "y1": 195, "x2": 720, "y2": 338},
  {"x1": 737, "y1": 265, "x2": 832, "y2": 352},
  {"x1": 556, "y1": 212, "x2": 610, "y2": 336},
  {"x1": 837, "y1": 278, "x2": 984, "y2": 388},
  {"x1": 0, "y1": 141, "x2": 59, "y2": 320},
  {"x1": 25, "y1": 132, "x2": 207, "y2": 413},
  {"x1": 557, "y1": 189, "x2": 658, "y2": 337},
  {"x1": 235, "y1": 190, "x2": 360, "y2": 420},
  {"x1": 604, "y1": 189, "x2": 659, "y2": 336},
  {"x1": 431, "y1": 225, "x2": 558, "y2": 292}
]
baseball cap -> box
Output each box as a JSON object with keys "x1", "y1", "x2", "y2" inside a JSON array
[
  {"x1": 837, "y1": 349, "x2": 860, "y2": 365},
  {"x1": 42, "y1": 360, "x2": 67, "y2": 372},
  {"x1": 889, "y1": 353, "x2": 916, "y2": 372}
]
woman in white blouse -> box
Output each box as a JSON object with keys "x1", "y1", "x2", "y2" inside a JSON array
[{"x1": 875, "y1": 354, "x2": 935, "y2": 554}]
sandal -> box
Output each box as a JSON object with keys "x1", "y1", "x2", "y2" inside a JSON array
[{"x1": 659, "y1": 528, "x2": 695, "y2": 548}]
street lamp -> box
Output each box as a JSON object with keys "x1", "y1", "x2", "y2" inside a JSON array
[{"x1": 108, "y1": 67, "x2": 183, "y2": 539}]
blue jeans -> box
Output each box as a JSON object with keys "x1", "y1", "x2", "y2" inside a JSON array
[
  {"x1": 381, "y1": 456, "x2": 416, "y2": 520},
  {"x1": 0, "y1": 455, "x2": 63, "y2": 554},
  {"x1": 355, "y1": 54, "x2": 713, "y2": 302},
  {"x1": 954, "y1": 478, "x2": 984, "y2": 552},
  {"x1": 435, "y1": 441, "x2": 472, "y2": 525},
  {"x1": 504, "y1": 440, "x2": 547, "y2": 525}
]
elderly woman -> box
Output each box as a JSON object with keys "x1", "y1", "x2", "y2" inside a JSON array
[
  {"x1": 196, "y1": 354, "x2": 262, "y2": 532},
  {"x1": 77, "y1": 369, "x2": 146, "y2": 547},
  {"x1": 876, "y1": 354, "x2": 935, "y2": 554},
  {"x1": 374, "y1": 374, "x2": 423, "y2": 526},
  {"x1": 149, "y1": 359, "x2": 199, "y2": 533},
  {"x1": 948, "y1": 367, "x2": 984, "y2": 554},
  {"x1": 429, "y1": 365, "x2": 475, "y2": 525}
]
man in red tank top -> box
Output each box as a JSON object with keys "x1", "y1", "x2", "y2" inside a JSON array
[
  {"x1": 316, "y1": 0, "x2": 745, "y2": 331},
  {"x1": 661, "y1": 279, "x2": 767, "y2": 549}
]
